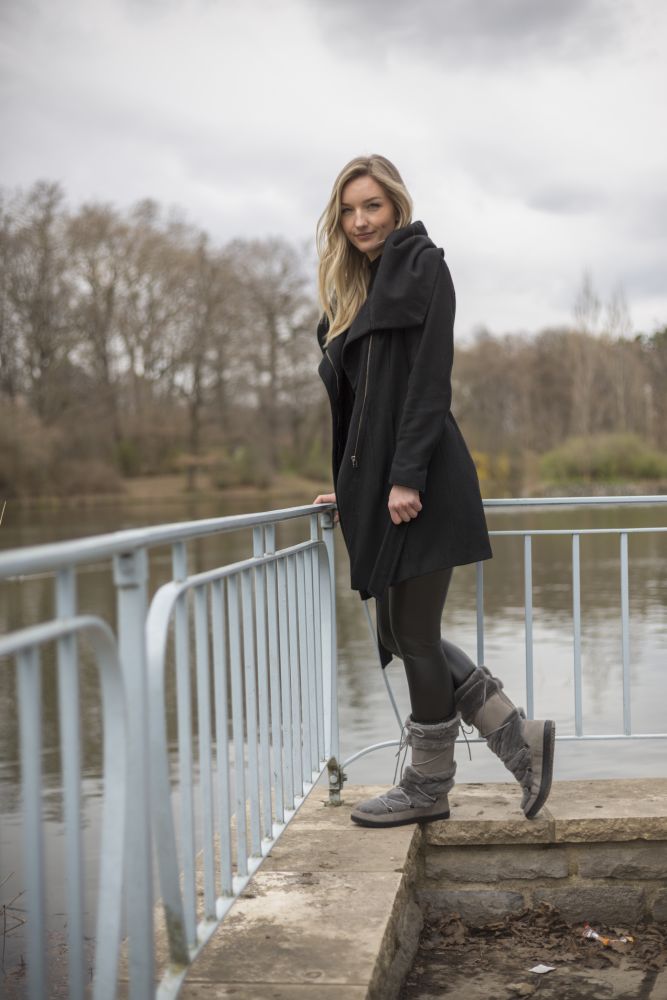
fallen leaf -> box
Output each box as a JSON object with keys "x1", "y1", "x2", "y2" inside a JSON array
[{"x1": 506, "y1": 982, "x2": 536, "y2": 996}]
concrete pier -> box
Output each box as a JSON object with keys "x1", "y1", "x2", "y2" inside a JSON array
[{"x1": 171, "y1": 779, "x2": 667, "y2": 999}]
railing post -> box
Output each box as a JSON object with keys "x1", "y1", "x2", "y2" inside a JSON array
[
  {"x1": 113, "y1": 548, "x2": 154, "y2": 998},
  {"x1": 572, "y1": 533, "x2": 583, "y2": 736},
  {"x1": 17, "y1": 647, "x2": 47, "y2": 1000},
  {"x1": 620, "y1": 532, "x2": 632, "y2": 735},
  {"x1": 55, "y1": 568, "x2": 85, "y2": 1000},
  {"x1": 475, "y1": 560, "x2": 485, "y2": 666},
  {"x1": 524, "y1": 534, "x2": 534, "y2": 719},
  {"x1": 320, "y1": 508, "x2": 340, "y2": 795}
]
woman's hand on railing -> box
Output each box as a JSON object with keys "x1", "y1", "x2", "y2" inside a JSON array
[{"x1": 313, "y1": 492, "x2": 339, "y2": 523}]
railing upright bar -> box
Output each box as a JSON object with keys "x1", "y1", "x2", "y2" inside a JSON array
[
  {"x1": 227, "y1": 574, "x2": 248, "y2": 878},
  {"x1": 211, "y1": 579, "x2": 233, "y2": 896},
  {"x1": 55, "y1": 568, "x2": 85, "y2": 1000},
  {"x1": 172, "y1": 543, "x2": 197, "y2": 947},
  {"x1": 311, "y1": 517, "x2": 325, "y2": 762},
  {"x1": 277, "y1": 557, "x2": 295, "y2": 808},
  {"x1": 320, "y1": 512, "x2": 339, "y2": 760},
  {"x1": 194, "y1": 585, "x2": 216, "y2": 919},
  {"x1": 17, "y1": 646, "x2": 47, "y2": 1000},
  {"x1": 296, "y1": 551, "x2": 312, "y2": 781},
  {"x1": 265, "y1": 525, "x2": 285, "y2": 823},
  {"x1": 241, "y1": 568, "x2": 262, "y2": 856},
  {"x1": 90, "y1": 622, "x2": 128, "y2": 1000},
  {"x1": 475, "y1": 560, "x2": 485, "y2": 666},
  {"x1": 113, "y1": 548, "x2": 154, "y2": 998},
  {"x1": 253, "y1": 527, "x2": 273, "y2": 840},
  {"x1": 572, "y1": 534, "x2": 583, "y2": 736},
  {"x1": 524, "y1": 535, "x2": 535, "y2": 718},
  {"x1": 287, "y1": 554, "x2": 303, "y2": 795},
  {"x1": 303, "y1": 546, "x2": 319, "y2": 775},
  {"x1": 620, "y1": 532, "x2": 632, "y2": 735}
]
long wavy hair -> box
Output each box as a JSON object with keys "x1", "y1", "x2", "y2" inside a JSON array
[{"x1": 316, "y1": 155, "x2": 413, "y2": 345}]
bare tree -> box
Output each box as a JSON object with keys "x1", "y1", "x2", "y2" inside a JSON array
[
  {"x1": 225, "y1": 238, "x2": 320, "y2": 472},
  {"x1": 67, "y1": 202, "x2": 127, "y2": 445},
  {"x1": 6, "y1": 182, "x2": 74, "y2": 420}
]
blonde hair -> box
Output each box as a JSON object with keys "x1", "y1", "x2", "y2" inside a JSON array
[{"x1": 316, "y1": 154, "x2": 413, "y2": 345}]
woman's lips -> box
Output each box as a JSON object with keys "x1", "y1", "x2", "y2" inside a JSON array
[{"x1": 355, "y1": 233, "x2": 375, "y2": 241}]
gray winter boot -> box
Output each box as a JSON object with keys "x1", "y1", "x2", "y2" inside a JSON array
[
  {"x1": 350, "y1": 713, "x2": 460, "y2": 828},
  {"x1": 455, "y1": 666, "x2": 555, "y2": 819}
]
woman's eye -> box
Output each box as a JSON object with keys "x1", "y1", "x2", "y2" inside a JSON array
[
  {"x1": 341, "y1": 207, "x2": 352, "y2": 215},
  {"x1": 368, "y1": 202, "x2": 381, "y2": 210}
]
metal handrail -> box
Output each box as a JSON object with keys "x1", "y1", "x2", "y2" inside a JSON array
[
  {"x1": 0, "y1": 502, "x2": 338, "y2": 577},
  {"x1": 348, "y1": 495, "x2": 667, "y2": 780},
  {"x1": 146, "y1": 528, "x2": 335, "y2": 995}
]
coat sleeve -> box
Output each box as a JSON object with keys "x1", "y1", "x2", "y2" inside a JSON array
[{"x1": 389, "y1": 260, "x2": 455, "y2": 493}]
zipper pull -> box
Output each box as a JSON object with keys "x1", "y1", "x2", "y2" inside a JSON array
[{"x1": 351, "y1": 454, "x2": 358, "y2": 468}]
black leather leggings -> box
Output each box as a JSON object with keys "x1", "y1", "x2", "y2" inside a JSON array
[{"x1": 376, "y1": 568, "x2": 478, "y2": 724}]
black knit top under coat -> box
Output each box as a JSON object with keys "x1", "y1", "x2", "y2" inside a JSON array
[{"x1": 317, "y1": 221, "x2": 493, "y2": 614}]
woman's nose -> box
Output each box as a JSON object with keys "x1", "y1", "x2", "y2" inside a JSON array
[{"x1": 354, "y1": 208, "x2": 368, "y2": 229}]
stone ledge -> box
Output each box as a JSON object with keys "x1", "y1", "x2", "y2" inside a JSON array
[
  {"x1": 425, "y1": 778, "x2": 667, "y2": 846},
  {"x1": 424, "y1": 844, "x2": 570, "y2": 882}
]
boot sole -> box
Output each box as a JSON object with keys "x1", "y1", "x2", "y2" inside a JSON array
[
  {"x1": 524, "y1": 720, "x2": 556, "y2": 819},
  {"x1": 350, "y1": 808, "x2": 450, "y2": 829}
]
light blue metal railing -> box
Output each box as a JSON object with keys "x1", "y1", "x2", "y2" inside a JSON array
[
  {"x1": 0, "y1": 503, "x2": 338, "y2": 1000},
  {"x1": 480, "y1": 495, "x2": 667, "y2": 739},
  {"x1": 146, "y1": 516, "x2": 337, "y2": 996},
  {"x1": 340, "y1": 495, "x2": 667, "y2": 774},
  {"x1": 1, "y1": 495, "x2": 665, "y2": 997}
]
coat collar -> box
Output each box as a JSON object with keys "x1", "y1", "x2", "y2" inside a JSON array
[{"x1": 343, "y1": 221, "x2": 444, "y2": 349}]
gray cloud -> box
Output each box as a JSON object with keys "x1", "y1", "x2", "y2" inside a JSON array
[
  {"x1": 309, "y1": 0, "x2": 623, "y2": 66},
  {"x1": 526, "y1": 183, "x2": 608, "y2": 214}
]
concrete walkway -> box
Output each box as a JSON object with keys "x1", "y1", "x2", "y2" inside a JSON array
[
  {"x1": 178, "y1": 784, "x2": 422, "y2": 999},
  {"x1": 176, "y1": 780, "x2": 667, "y2": 1000}
]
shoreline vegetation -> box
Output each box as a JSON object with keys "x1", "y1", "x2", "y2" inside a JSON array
[
  {"x1": 4, "y1": 464, "x2": 667, "y2": 514},
  {"x1": 2, "y1": 182, "x2": 666, "y2": 511}
]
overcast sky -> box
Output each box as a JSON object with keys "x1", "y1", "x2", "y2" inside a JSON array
[{"x1": 2, "y1": 0, "x2": 666, "y2": 338}]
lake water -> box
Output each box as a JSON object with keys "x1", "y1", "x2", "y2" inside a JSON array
[{"x1": 0, "y1": 493, "x2": 665, "y2": 993}]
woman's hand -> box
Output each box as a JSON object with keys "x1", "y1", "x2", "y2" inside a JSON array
[
  {"x1": 388, "y1": 484, "x2": 422, "y2": 525},
  {"x1": 313, "y1": 491, "x2": 339, "y2": 523}
]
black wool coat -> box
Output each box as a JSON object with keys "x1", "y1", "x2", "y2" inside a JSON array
[{"x1": 317, "y1": 221, "x2": 493, "y2": 612}]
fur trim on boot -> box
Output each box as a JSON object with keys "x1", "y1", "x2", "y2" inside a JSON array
[
  {"x1": 455, "y1": 666, "x2": 555, "y2": 819},
  {"x1": 350, "y1": 713, "x2": 460, "y2": 828}
]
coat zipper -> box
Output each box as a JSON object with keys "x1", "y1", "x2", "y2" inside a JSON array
[{"x1": 351, "y1": 334, "x2": 373, "y2": 468}]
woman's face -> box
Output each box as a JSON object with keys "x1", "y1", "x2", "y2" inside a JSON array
[{"x1": 339, "y1": 175, "x2": 397, "y2": 260}]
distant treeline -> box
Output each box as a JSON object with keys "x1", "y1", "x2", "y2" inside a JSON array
[{"x1": 1, "y1": 181, "x2": 666, "y2": 498}]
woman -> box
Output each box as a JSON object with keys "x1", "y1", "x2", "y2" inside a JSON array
[{"x1": 313, "y1": 154, "x2": 555, "y2": 828}]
